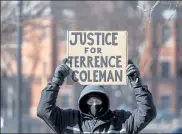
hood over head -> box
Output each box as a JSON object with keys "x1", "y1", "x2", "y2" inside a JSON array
[{"x1": 78, "y1": 85, "x2": 110, "y2": 118}]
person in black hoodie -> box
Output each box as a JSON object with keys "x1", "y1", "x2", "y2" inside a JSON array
[{"x1": 37, "y1": 58, "x2": 156, "y2": 134}]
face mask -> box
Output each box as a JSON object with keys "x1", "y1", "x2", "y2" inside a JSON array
[{"x1": 87, "y1": 96, "x2": 103, "y2": 117}]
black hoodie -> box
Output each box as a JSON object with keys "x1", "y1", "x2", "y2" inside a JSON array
[
  {"x1": 78, "y1": 85, "x2": 110, "y2": 119},
  {"x1": 37, "y1": 82, "x2": 156, "y2": 134}
]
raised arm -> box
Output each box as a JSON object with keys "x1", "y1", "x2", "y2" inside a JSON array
[
  {"x1": 37, "y1": 58, "x2": 76, "y2": 133},
  {"x1": 124, "y1": 86, "x2": 156, "y2": 134},
  {"x1": 116, "y1": 59, "x2": 156, "y2": 134}
]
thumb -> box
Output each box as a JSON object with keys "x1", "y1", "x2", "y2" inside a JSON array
[
  {"x1": 61, "y1": 57, "x2": 69, "y2": 64},
  {"x1": 128, "y1": 59, "x2": 133, "y2": 65}
]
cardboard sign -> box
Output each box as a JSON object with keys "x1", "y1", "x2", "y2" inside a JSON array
[{"x1": 67, "y1": 31, "x2": 128, "y2": 85}]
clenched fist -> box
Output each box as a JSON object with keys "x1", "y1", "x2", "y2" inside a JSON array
[
  {"x1": 52, "y1": 58, "x2": 70, "y2": 86},
  {"x1": 126, "y1": 59, "x2": 142, "y2": 88}
]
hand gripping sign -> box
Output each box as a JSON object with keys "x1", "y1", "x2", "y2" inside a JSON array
[{"x1": 66, "y1": 31, "x2": 128, "y2": 85}]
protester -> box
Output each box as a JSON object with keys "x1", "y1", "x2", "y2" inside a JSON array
[{"x1": 37, "y1": 58, "x2": 156, "y2": 134}]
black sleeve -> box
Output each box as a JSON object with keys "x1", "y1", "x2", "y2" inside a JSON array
[
  {"x1": 116, "y1": 85, "x2": 157, "y2": 134},
  {"x1": 37, "y1": 83, "x2": 78, "y2": 133}
]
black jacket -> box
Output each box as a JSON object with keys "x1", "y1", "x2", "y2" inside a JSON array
[{"x1": 37, "y1": 82, "x2": 156, "y2": 134}]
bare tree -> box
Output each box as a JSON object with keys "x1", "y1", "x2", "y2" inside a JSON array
[
  {"x1": 1, "y1": 1, "x2": 51, "y2": 45},
  {"x1": 1, "y1": 1, "x2": 51, "y2": 77}
]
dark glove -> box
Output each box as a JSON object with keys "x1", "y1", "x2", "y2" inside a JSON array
[
  {"x1": 52, "y1": 58, "x2": 70, "y2": 86},
  {"x1": 126, "y1": 59, "x2": 142, "y2": 88}
]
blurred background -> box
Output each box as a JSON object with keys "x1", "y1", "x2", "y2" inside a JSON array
[{"x1": 1, "y1": 1, "x2": 182, "y2": 133}]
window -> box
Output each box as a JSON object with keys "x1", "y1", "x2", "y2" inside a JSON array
[
  {"x1": 59, "y1": 23, "x2": 69, "y2": 41},
  {"x1": 178, "y1": 25, "x2": 182, "y2": 45},
  {"x1": 160, "y1": 96, "x2": 171, "y2": 110},
  {"x1": 61, "y1": 95, "x2": 69, "y2": 107},
  {"x1": 177, "y1": 61, "x2": 182, "y2": 78},
  {"x1": 162, "y1": 9, "x2": 176, "y2": 20},
  {"x1": 62, "y1": 9, "x2": 75, "y2": 19},
  {"x1": 161, "y1": 61, "x2": 170, "y2": 77},
  {"x1": 179, "y1": 95, "x2": 182, "y2": 111},
  {"x1": 162, "y1": 24, "x2": 170, "y2": 43},
  {"x1": 42, "y1": 26, "x2": 48, "y2": 41},
  {"x1": 42, "y1": 61, "x2": 47, "y2": 77}
]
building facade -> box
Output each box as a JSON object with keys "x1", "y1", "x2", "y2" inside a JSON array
[{"x1": 140, "y1": 8, "x2": 182, "y2": 115}]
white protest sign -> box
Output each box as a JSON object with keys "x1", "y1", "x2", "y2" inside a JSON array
[{"x1": 66, "y1": 31, "x2": 128, "y2": 85}]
